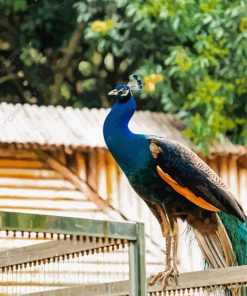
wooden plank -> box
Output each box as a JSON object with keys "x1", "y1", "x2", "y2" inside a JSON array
[
  {"x1": 0, "y1": 199, "x2": 98, "y2": 211},
  {"x1": 75, "y1": 152, "x2": 86, "y2": 181},
  {"x1": 52, "y1": 148, "x2": 66, "y2": 166},
  {"x1": 97, "y1": 149, "x2": 107, "y2": 199},
  {"x1": 0, "y1": 178, "x2": 75, "y2": 190},
  {"x1": 218, "y1": 156, "x2": 229, "y2": 185},
  {"x1": 105, "y1": 152, "x2": 118, "y2": 203},
  {"x1": 22, "y1": 266, "x2": 247, "y2": 296},
  {"x1": 0, "y1": 147, "x2": 38, "y2": 159},
  {"x1": 87, "y1": 149, "x2": 98, "y2": 190},
  {"x1": 0, "y1": 168, "x2": 63, "y2": 179},
  {"x1": 228, "y1": 155, "x2": 239, "y2": 198},
  {"x1": 0, "y1": 206, "x2": 100, "y2": 214},
  {"x1": 239, "y1": 168, "x2": 247, "y2": 211},
  {"x1": 0, "y1": 189, "x2": 89, "y2": 204},
  {"x1": 0, "y1": 159, "x2": 46, "y2": 169},
  {"x1": 0, "y1": 188, "x2": 86, "y2": 200}
]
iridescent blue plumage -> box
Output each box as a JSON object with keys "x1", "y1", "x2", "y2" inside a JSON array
[
  {"x1": 104, "y1": 92, "x2": 151, "y2": 175},
  {"x1": 103, "y1": 81, "x2": 247, "y2": 290}
]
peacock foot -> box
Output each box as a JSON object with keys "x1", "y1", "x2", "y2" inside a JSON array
[{"x1": 148, "y1": 267, "x2": 179, "y2": 290}]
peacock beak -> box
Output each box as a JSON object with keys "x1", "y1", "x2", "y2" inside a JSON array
[{"x1": 108, "y1": 89, "x2": 118, "y2": 96}]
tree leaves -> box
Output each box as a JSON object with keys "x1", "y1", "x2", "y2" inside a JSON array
[{"x1": 0, "y1": 0, "x2": 246, "y2": 152}]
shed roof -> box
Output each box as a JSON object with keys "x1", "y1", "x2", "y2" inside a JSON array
[
  {"x1": 0, "y1": 102, "x2": 245, "y2": 155},
  {"x1": 0, "y1": 102, "x2": 189, "y2": 148}
]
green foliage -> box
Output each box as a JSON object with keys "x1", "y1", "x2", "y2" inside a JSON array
[
  {"x1": 136, "y1": 0, "x2": 247, "y2": 149},
  {"x1": 0, "y1": 0, "x2": 28, "y2": 13},
  {"x1": 0, "y1": 0, "x2": 246, "y2": 152}
]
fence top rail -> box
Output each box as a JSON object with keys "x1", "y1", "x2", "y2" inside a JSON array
[
  {"x1": 22, "y1": 265, "x2": 247, "y2": 296},
  {"x1": 149, "y1": 265, "x2": 247, "y2": 291},
  {"x1": 0, "y1": 211, "x2": 140, "y2": 240},
  {"x1": 23, "y1": 265, "x2": 247, "y2": 296}
]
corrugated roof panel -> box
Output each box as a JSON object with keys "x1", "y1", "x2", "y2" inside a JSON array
[
  {"x1": 0, "y1": 102, "x2": 244, "y2": 155},
  {"x1": 0, "y1": 102, "x2": 190, "y2": 148}
]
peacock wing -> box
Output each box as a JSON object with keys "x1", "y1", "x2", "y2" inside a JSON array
[{"x1": 148, "y1": 136, "x2": 246, "y2": 222}]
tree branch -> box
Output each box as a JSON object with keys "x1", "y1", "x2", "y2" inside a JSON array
[
  {"x1": 0, "y1": 74, "x2": 17, "y2": 84},
  {"x1": 50, "y1": 22, "x2": 84, "y2": 104}
]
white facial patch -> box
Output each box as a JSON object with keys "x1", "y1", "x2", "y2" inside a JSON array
[{"x1": 119, "y1": 88, "x2": 130, "y2": 96}]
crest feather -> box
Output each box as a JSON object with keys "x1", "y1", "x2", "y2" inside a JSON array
[{"x1": 127, "y1": 74, "x2": 143, "y2": 91}]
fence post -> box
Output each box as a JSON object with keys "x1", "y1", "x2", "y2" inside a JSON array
[{"x1": 129, "y1": 222, "x2": 146, "y2": 296}]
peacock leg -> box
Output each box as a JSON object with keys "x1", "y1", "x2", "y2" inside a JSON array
[
  {"x1": 148, "y1": 205, "x2": 179, "y2": 289},
  {"x1": 149, "y1": 234, "x2": 172, "y2": 286},
  {"x1": 165, "y1": 235, "x2": 172, "y2": 271},
  {"x1": 169, "y1": 221, "x2": 179, "y2": 285}
]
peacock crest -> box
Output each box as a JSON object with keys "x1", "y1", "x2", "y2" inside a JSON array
[{"x1": 127, "y1": 74, "x2": 143, "y2": 91}]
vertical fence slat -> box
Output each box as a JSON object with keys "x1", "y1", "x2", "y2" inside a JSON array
[
  {"x1": 228, "y1": 155, "x2": 239, "y2": 199},
  {"x1": 218, "y1": 156, "x2": 229, "y2": 185}
]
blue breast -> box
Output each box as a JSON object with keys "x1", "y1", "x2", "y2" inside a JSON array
[{"x1": 103, "y1": 95, "x2": 152, "y2": 176}]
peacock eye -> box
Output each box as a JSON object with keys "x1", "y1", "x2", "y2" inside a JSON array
[{"x1": 120, "y1": 88, "x2": 129, "y2": 96}]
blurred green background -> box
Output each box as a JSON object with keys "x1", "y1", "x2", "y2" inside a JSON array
[{"x1": 0, "y1": 0, "x2": 246, "y2": 152}]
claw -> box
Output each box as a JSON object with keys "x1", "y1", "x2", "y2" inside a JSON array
[{"x1": 148, "y1": 268, "x2": 179, "y2": 290}]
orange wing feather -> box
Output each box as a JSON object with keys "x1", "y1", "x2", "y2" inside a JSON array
[{"x1": 157, "y1": 166, "x2": 220, "y2": 212}]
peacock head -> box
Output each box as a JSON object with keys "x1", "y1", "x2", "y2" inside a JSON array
[
  {"x1": 108, "y1": 85, "x2": 131, "y2": 101},
  {"x1": 108, "y1": 75, "x2": 143, "y2": 102}
]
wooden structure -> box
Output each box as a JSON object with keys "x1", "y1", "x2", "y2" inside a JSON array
[{"x1": 0, "y1": 102, "x2": 246, "y2": 275}]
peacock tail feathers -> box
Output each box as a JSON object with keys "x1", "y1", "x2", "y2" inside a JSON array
[
  {"x1": 194, "y1": 215, "x2": 236, "y2": 269},
  {"x1": 195, "y1": 212, "x2": 247, "y2": 267},
  {"x1": 219, "y1": 212, "x2": 247, "y2": 266},
  {"x1": 195, "y1": 213, "x2": 247, "y2": 296},
  {"x1": 219, "y1": 213, "x2": 247, "y2": 296}
]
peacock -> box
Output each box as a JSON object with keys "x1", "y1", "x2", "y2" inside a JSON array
[{"x1": 103, "y1": 75, "x2": 247, "y2": 293}]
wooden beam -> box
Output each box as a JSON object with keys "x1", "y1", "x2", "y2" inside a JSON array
[
  {"x1": 0, "y1": 168, "x2": 63, "y2": 179},
  {"x1": 97, "y1": 149, "x2": 107, "y2": 199},
  {"x1": 52, "y1": 148, "x2": 66, "y2": 166},
  {"x1": 105, "y1": 152, "x2": 118, "y2": 204},
  {"x1": 0, "y1": 178, "x2": 75, "y2": 190},
  {"x1": 0, "y1": 147, "x2": 38, "y2": 159},
  {"x1": 87, "y1": 149, "x2": 98, "y2": 191},
  {"x1": 228, "y1": 155, "x2": 239, "y2": 198},
  {"x1": 239, "y1": 167, "x2": 247, "y2": 211},
  {"x1": 218, "y1": 156, "x2": 229, "y2": 185},
  {"x1": 0, "y1": 188, "x2": 87, "y2": 200},
  {"x1": 75, "y1": 152, "x2": 86, "y2": 181},
  {"x1": 0, "y1": 159, "x2": 46, "y2": 169},
  {"x1": 36, "y1": 150, "x2": 123, "y2": 220},
  {"x1": 0, "y1": 199, "x2": 98, "y2": 211}
]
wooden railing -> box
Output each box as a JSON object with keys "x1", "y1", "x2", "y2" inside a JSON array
[
  {"x1": 0, "y1": 211, "x2": 146, "y2": 296},
  {"x1": 0, "y1": 211, "x2": 246, "y2": 296},
  {"x1": 22, "y1": 266, "x2": 247, "y2": 296}
]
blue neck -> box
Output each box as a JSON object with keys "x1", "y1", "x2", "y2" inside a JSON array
[{"x1": 103, "y1": 95, "x2": 150, "y2": 174}]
